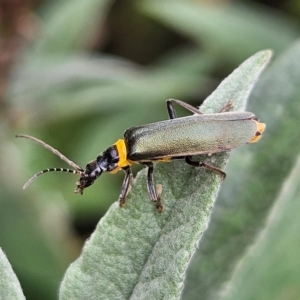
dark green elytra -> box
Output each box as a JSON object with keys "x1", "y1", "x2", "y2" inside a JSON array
[{"x1": 125, "y1": 112, "x2": 259, "y2": 161}]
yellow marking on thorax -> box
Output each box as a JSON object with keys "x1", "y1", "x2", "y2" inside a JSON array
[
  {"x1": 109, "y1": 139, "x2": 131, "y2": 174},
  {"x1": 249, "y1": 121, "x2": 266, "y2": 143},
  {"x1": 110, "y1": 139, "x2": 172, "y2": 174}
]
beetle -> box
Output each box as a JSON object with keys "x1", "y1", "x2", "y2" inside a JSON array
[{"x1": 16, "y1": 99, "x2": 265, "y2": 211}]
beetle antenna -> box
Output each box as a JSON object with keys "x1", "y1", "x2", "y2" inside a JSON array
[
  {"x1": 16, "y1": 134, "x2": 84, "y2": 172},
  {"x1": 23, "y1": 168, "x2": 82, "y2": 189}
]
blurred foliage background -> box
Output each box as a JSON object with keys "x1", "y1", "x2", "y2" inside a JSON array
[{"x1": 1, "y1": 0, "x2": 300, "y2": 299}]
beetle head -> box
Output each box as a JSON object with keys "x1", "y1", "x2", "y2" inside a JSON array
[{"x1": 74, "y1": 160, "x2": 103, "y2": 194}]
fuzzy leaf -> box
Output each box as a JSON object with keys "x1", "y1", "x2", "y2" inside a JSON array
[
  {"x1": 0, "y1": 248, "x2": 25, "y2": 300},
  {"x1": 59, "y1": 50, "x2": 271, "y2": 300}
]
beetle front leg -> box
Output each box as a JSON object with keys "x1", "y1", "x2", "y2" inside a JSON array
[
  {"x1": 185, "y1": 156, "x2": 226, "y2": 180},
  {"x1": 119, "y1": 166, "x2": 133, "y2": 207},
  {"x1": 143, "y1": 162, "x2": 163, "y2": 212}
]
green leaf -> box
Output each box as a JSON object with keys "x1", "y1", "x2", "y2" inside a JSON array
[
  {"x1": 223, "y1": 155, "x2": 300, "y2": 300},
  {"x1": 0, "y1": 248, "x2": 25, "y2": 300},
  {"x1": 29, "y1": 0, "x2": 113, "y2": 58},
  {"x1": 183, "y1": 40, "x2": 300, "y2": 300},
  {"x1": 8, "y1": 54, "x2": 207, "y2": 123},
  {"x1": 59, "y1": 50, "x2": 271, "y2": 300},
  {"x1": 140, "y1": 1, "x2": 298, "y2": 62}
]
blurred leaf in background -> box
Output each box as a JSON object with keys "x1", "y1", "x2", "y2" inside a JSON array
[
  {"x1": 223, "y1": 154, "x2": 300, "y2": 300},
  {"x1": 1, "y1": 0, "x2": 300, "y2": 299}
]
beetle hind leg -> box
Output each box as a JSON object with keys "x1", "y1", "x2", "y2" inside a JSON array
[
  {"x1": 218, "y1": 101, "x2": 234, "y2": 113},
  {"x1": 166, "y1": 98, "x2": 203, "y2": 119},
  {"x1": 185, "y1": 156, "x2": 226, "y2": 180},
  {"x1": 166, "y1": 98, "x2": 234, "y2": 120}
]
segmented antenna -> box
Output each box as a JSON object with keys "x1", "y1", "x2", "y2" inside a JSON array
[
  {"x1": 16, "y1": 134, "x2": 84, "y2": 189},
  {"x1": 16, "y1": 134, "x2": 83, "y2": 171},
  {"x1": 23, "y1": 168, "x2": 79, "y2": 189}
]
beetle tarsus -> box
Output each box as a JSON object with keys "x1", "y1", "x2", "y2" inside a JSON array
[
  {"x1": 155, "y1": 184, "x2": 164, "y2": 212},
  {"x1": 119, "y1": 197, "x2": 126, "y2": 207},
  {"x1": 156, "y1": 202, "x2": 164, "y2": 212}
]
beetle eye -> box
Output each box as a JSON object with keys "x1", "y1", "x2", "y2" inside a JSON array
[
  {"x1": 91, "y1": 170, "x2": 99, "y2": 177},
  {"x1": 86, "y1": 163, "x2": 92, "y2": 170}
]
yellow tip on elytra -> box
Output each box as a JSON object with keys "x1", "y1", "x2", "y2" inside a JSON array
[{"x1": 249, "y1": 121, "x2": 266, "y2": 143}]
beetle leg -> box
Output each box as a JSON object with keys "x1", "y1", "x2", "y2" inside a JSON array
[
  {"x1": 218, "y1": 101, "x2": 234, "y2": 113},
  {"x1": 142, "y1": 162, "x2": 163, "y2": 212},
  {"x1": 155, "y1": 184, "x2": 163, "y2": 212},
  {"x1": 185, "y1": 156, "x2": 226, "y2": 180},
  {"x1": 166, "y1": 99, "x2": 234, "y2": 119},
  {"x1": 119, "y1": 166, "x2": 133, "y2": 207},
  {"x1": 166, "y1": 98, "x2": 203, "y2": 119},
  {"x1": 143, "y1": 162, "x2": 156, "y2": 201}
]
